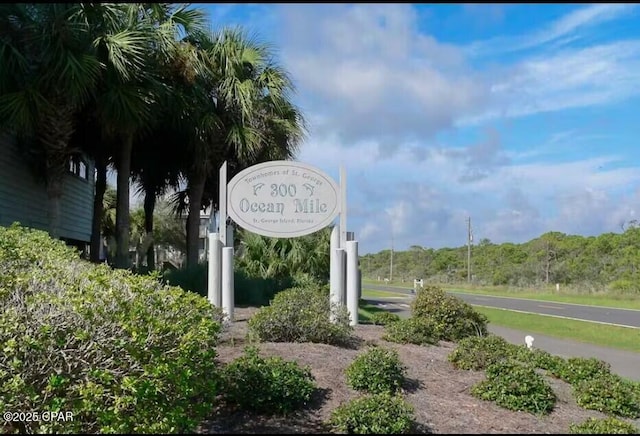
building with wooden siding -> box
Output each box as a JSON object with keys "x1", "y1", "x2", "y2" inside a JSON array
[{"x1": 0, "y1": 134, "x2": 95, "y2": 253}]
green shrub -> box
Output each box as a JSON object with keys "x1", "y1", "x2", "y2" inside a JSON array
[
  {"x1": 346, "y1": 347, "x2": 406, "y2": 394},
  {"x1": 247, "y1": 285, "x2": 353, "y2": 345},
  {"x1": 328, "y1": 393, "x2": 415, "y2": 434},
  {"x1": 163, "y1": 263, "x2": 293, "y2": 306},
  {"x1": 410, "y1": 285, "x2": 488, "y2": 341},
  {"x1": 573, "y1": 374, "x2": 640, "y2": 418},
  {"x1": 383, "y1": 317, "x2": 439, "y2": 346},
  {"x1": 608, "y1": 279, "x2": 639, "y2": 295},
  {"x1": 370, "y1": 311, "x2": 401, "y2": 326},
  {"x1": 221, "y1": 346, "x2": 316, "y2": 415},
  {"x1": 550, "y1": 357, "x2": 612, "y2": 385},
  {"x1": 569, "y1": 417, "x2": 639, "y2": 434},
  {"x1": 0, "y1": 224, "x2": 223, "y2": 434},
  {"x1": 448, "y1": 335, "x2": 512, "y2": 371},
  {"x1": 471, "y1": 360, "x2": 556, "y2": 415},
  {"x1": 508, "y1": 346, "x2": 568, "y2": 375}
]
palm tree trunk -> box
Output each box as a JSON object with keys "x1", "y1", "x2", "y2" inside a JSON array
[
  {"x1": 38, "y1": 102, "x2": 75, "y2": 240},
  {"x1": 45, "y1": 173, "x2": 64, "y2": 239},
  {"x1": 115, "y1": 134, "x2": 134, "y2": 269},
  {"x1": 186, "y1": 174, "x2": 206, "y2": 268},
  {"x1": 144, "y1": 188, "x2": 156, "y2": 270},
  {"x1": 90, "y1": 155, "x2": 107, "y2": 263}
]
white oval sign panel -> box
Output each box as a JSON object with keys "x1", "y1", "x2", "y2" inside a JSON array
[{"x1": 227, "y1": 161, "x2": 340, "y2": 238}]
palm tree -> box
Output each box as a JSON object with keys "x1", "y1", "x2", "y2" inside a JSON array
[
  {"x1": 79, "y1": 3, "x2": 207, "y2": 269},
  {"x1": 131, "y1": 126, "x2": 185, "y2": 270},
  {"x1": 0, "y1": 4, "x2": 101, "y2": 238},
  {"x1": 178, "y1": 27, "x2": 306, "y2": 268}
]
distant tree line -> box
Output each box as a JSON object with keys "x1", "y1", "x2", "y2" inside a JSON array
[{"x1": 360, "y1": 225, "x2": 640, "y2": 293}]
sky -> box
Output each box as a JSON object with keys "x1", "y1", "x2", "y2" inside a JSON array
[{"x1": 193, "y1": 3, "x2": 640, "y2": 254}]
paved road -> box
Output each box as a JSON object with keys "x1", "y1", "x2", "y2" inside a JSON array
[
  {"x1": 366, "y1": 284, "x2": 640, "y2": 329},
  {"x1": 363, "y1": 297, "x2": 640, "y2": 381}
]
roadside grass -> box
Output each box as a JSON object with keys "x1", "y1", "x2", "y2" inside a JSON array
[
  {"x1": 358, "y1": 301, "x2": 388, "y2": 324},
  {"x1": 442, "y1": 284, "x2": 640, "y2": 310},
  {"x1": 362, "y1": 279, "x2": 640, "y2": 310},
  {"x1": 475, "y1": 306, "x2": 640, "y2": 353},
  {"x1": 361, "y1": 288, "x2": 407, "y2": 299}
]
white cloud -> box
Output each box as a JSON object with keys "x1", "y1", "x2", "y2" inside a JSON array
[
  {"x1": 466, "y1": 4, "x2": 638, "y2": 57},
  {"x1": 275, "y1": 4, "x2": 489, "y2": 148},
  {"x1": 209, "y1": 4, "x2": 640, "y2": 253}
]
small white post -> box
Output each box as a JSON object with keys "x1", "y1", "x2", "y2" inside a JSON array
[
  {"x1": 222, "y1": 246, "x2": 234, "y2": 322},
  {"x1": 556, "y1": 283, "x2": 560, "y2": 292},
  {"x1": 226, "y1": 223, "x2": 234, "y2": 248},
  {"x1": 339, "y1": 166, "x2": 347, "y2": 249},
  {"x1": 330, "y1": 225, "x2": 340, "y2": 307},
  {"x1": 219, "y1": 161, "x2": 228, "y2": 245},
  {"x1": 207, "y1": 232, "x2": 223, "y2": 307},
  {"x1": 346, "y1": 240, "x2": 359, "y2": 326},
  {"x1": 330, "y1": 247, "x2": 345, "y2": 323}
]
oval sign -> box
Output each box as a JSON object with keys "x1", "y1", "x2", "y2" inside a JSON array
[{"x1": 227, "y1": 161, "x2": 340, "y2": 238}]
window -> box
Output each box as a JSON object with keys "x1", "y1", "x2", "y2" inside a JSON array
[{"x1": 68, "y1": 155, "x2": 89, "y2": 180}]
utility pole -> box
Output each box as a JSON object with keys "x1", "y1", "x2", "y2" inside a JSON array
[
  {"x1": 467, "y1": 216, "x2": 472, "y2": 283},
  {"x1": 390, "y1": 233, "x2": 394, "y2": 282}
]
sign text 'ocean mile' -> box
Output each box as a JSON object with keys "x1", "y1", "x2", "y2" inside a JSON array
[{"x1": 227, "y1": 161, "x2": 340, "y2": 238}]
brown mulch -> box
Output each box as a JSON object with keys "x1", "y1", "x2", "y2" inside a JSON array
[{"x1": 195, "y1": 307, "x2": 635, "y2": 434}]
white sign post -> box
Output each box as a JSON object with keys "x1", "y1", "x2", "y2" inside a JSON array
[{"x1": 209, "y1": 160, "x2": 360, "y2": 325}]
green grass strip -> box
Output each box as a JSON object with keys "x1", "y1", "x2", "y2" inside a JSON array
[{"x1": 476, "y1": 306, "x2": 640, "y2": 353}]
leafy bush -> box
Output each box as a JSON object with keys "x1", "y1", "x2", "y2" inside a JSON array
[
  {"x1": 508, "y1": 346, "x2": 568, "y2": 375},
  {"x1": 573, "y1": 374, "x2": 640, "y2": 418},
  {"x1": 410, "y1": 285, "x2": 488, "y2": 341},
  {"x1": 370, "y1": 311, "x2": 401, "y2": 326},
  {"x1": 163, "y1": 263, "x2": 294, "y2": 306},
  {"x1": 608, "y1": 279, "x2": 639, "y2": 295},
  {"x1": 471, "y1": 360, "x2": 556, "y2": 415},
  {"x1": 0, "y1": 224, "x2": 223, "y2": 434},
  {"x1": 328, "y1": 393, "x2": 415, "y2": 434},
  {"x1": 221, "y1": 346, "x2": 316, "y2": 415},
  {"x1": 383, "y1": 317, "x2": 439, "y2": 346},
  {"x1": 346, "y1": 347, "x2": 406, "y2": 394},
  {"x1": 569, "y1": 417, "x2": 639, "y2": 434},
  {"x1": 550, "y1": 357, "x2": 612, "y2": 385},
  {"x1": 448, "y1": 335, "x2": 512, "y2": 371},
  {"x1": 247, "y1": 285, "x2": 353, "y2": 345}
]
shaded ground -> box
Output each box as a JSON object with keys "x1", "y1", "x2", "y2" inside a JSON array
[{"x1": 196, "y1": 307, "x2": 639, "y2": 434}]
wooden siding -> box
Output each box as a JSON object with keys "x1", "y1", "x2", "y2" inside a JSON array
[{"x1": 0, "y1": 135, "x2": 95, "y2": 242}]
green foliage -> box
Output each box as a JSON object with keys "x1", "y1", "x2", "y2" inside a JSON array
[
  {"x1": 471, "y1": 360, "x2": 556, "y2": 415},
  {"x1": 0, "y1": 224, "x2": 223, "y2": 434},
  {"x1": 162, "y1": 263, "x2": 293, "y2": 306},
  {"x1": 247, "y1": 285, "x2": 353, "y2": 345},
  {"x1": 448, "y1": 335, "x2": 513, "y2": 371},
  {"x1": 607, "y1": 279, "x2": 639, "y2": 294},
  {"x1": 370, "y1": 311, "x2": 401, "y2": 326},
  {"x1": 510, "y1": 346, "x2": 568, "y2": 375},
  {"x1": 569, "y1": 417, "x2": 639, "y2": 434},
  {"x1": 550, "y1": 357, "x2": 612, "y2": 385},
  {"x1": 382, "y1": 317, "x2": 439, "y2": 346},
  {"x1": 221, "y1": 346, "x2": 316, "y2": 415},
  {"x1": 345, "y1": 347, "x2": 406, "y2": 394},
  {"x1": 573, "y1": 374, "x2": 640, "y2": 418},
  {"x1": 236, "y1": 227, "x2": 331, "y2": 285},
  {"x1": 411, "y1": 286, "x2": 488, "y2": 341},
  {"x1": 328, "y1": 393, "x2": 415, "y2": 434},
  {"x1": 360, "y1": 227, "x2": 640, "y2": 291}
]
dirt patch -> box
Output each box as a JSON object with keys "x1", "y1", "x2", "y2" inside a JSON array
[{"x1": 196, "y1": 307, "x2": 632, "y2": 434}]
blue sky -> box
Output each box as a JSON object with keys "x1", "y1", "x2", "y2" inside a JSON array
[{"x1": 196, "y1": 3, "x2": 640, "y2": 254}]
